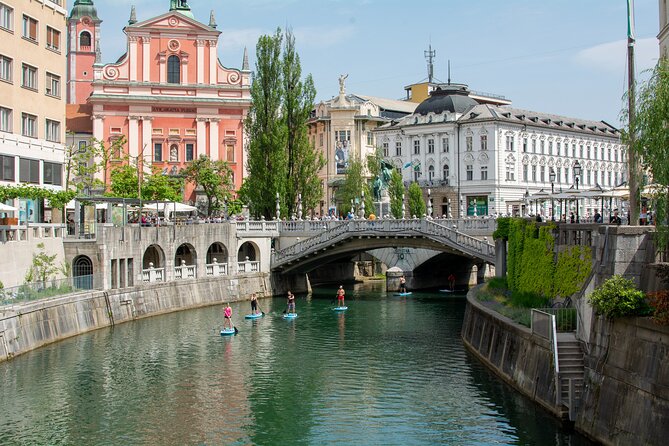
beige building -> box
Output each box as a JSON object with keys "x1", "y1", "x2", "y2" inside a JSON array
[
  {"x1": 660, "y1": 0, "x2": 669, "y2": 58},
  {"x1": 308, "y1": 76, "x2": 417, "y2": 216},
  {"x1": 0, "y1": 0, "x2": 68, "y2": 223}
]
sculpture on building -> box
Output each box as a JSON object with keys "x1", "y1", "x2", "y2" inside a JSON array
[
  {"x1": 373, "y1": 160, "x2": 395, "y2": 202},
  {"x1": 170, "y1": 0, "x2": 190, "y2": 10},
  {"x1": 338, "y1": 74, "x2": 348, "y2": 95}
]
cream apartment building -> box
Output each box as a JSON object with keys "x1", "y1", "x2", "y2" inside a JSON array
[
  {"x1": 660, "y1": 0, "x2": 669, "y2": 58},
  {"x1": 0, "y1": 0, "x2": 67, "y2": 223}
]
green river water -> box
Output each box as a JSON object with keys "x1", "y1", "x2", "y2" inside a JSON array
[{"x1": 0, "y1": 283, "x2": 595, "y2": 445}]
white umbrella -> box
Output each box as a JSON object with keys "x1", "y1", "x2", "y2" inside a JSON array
[{"x1": 0, "y1": 203, "x2": 17, "y2": 212}]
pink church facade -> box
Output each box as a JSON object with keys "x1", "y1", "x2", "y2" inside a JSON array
[{"x1": 78, "y1": 4, "x2": 250, "y2": 199}]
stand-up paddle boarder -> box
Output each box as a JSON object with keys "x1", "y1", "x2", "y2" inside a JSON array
[{"x1": 336, "y1": 285, "x2": 345, "y2": 307}]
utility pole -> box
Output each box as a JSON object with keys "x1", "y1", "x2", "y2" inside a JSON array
[{"x1": 627, "y1": 0, "x2": 639, "y2": 225}]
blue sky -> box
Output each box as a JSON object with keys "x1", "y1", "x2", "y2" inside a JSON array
[{"x1": 90, "y1": 0, "x2": 660, "y2": 125}]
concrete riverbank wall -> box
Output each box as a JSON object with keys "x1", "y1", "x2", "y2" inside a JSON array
[
  {"x1": 461, "y1": 288, "x2": 561, "y2": 418},
  {"x1": 0, "y1": 273, "x2": 270, "y2": 363}
]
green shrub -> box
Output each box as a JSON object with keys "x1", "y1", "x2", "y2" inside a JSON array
[
  {"x1": 487, "y1": 276, "x2": 508, "y2": 293},
  {"x1": 509, "y1": 290, "x2": 550, "y2": 308},
  {"x1": 588, "y1": 275, "x2": 648, "y2": 318},
  {"x1": 493, "y1": 217, "x2": 511, "y2": 240}
]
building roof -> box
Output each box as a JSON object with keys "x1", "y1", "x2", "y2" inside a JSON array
[
  {"x1": 66, "y1": 104, "x2": 93, "y2": 134},
  {"x1": 414, "y1": 84, "x2": 479, "y2": 115},
  {"x1": 354, "y1": 95, "x2": 418, "y2": 114},
  {"x1": 69, "y1": 0, "x2": 100, "y2": 21}
]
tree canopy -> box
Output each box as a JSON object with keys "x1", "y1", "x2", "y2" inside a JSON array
[
  {"x1": 182, "y1": 155, "x2": 233, "y2": 216},
  {"x1": 408, "y1": 182, "x2": 426, "y2": 218}
]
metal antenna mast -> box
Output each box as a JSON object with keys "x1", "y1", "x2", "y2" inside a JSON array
[{"x1": 424, "y1": 44, "x2": 436, "y2": 84}]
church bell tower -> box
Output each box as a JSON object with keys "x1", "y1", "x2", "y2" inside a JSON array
[{"x1": 67, "y1": 0, "x2": 102, "y2": 104}]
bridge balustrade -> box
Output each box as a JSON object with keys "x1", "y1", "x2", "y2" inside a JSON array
[
  {"x1": 174, "y1": 264, "x2": 197, "y2": 280},
  {"x1": 205, "y1": 261, "x2": 228, "y2": 276},
  {"x1": 234, "y1": 220, "x2": 279, "y2": 234},
  {"x1": 238, "y1": 261, "x2": 260, "y2": 273},
  {"x1": 142, "y1": 266, "x2": 165, "y2": 283}
]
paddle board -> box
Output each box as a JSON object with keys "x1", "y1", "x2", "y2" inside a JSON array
[
  {"x1": 395, "y1": 292, "x2": 412, "y2": 296},
  {"x1": 333, "y1": 306, "x2": 348, "y2": 311},
  {"x1": 440, "y1": 289, "x2": 465, "y2": 293},
  {"x1": 283, "y1": 313, "x2": 298, "y2": 319},
  {"x1": 244, "y1": 313, "x2": 264, "y2": 319},
  {"x1": 220, "y1": 328, "x2": 236, "y2": 336}
]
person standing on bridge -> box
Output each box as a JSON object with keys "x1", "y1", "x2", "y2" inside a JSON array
[{"x1": 337, "y1": 285, "x2": 345, "y2": 307}]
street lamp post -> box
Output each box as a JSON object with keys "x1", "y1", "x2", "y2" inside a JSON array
[
  {"x1": 549, "y1": 168, "x2": 556, "y2": 221},
  {"x1": 573, "y1": 160, "x2": 582, "y2": 223}
]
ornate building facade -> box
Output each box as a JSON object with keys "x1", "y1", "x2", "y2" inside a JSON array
[
  {"x1": 68, "y1": 0, "x2": 251, "y2": 200},
  {"x1": 375, "y1": 83, "x2": 626, "y2": 219}
]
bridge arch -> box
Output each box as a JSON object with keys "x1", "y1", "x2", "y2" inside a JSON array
[
  {"x1": 175, "y1": 243, "x2": 196, "y2": 266},
  {"x1": 143, "y1": 244, "x2": 165, "y2": 269},
  {"x1": 206, "y1": 242, "x2": 228, "y2": 263},
  {"x1": 238, "y1": 241, "x2": 259, "y2": 262}
]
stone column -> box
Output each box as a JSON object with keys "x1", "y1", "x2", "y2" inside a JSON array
[
  {"x1": 92, "y1": 114, "x2": 105, "y2": 141},
  {"x1": 128, "y1": 36, "x2": 138, "y2": 82},
  {"x1": 209, "y1": 118, "x2": 220, "y2": 161},
  {"x1": 208, "y1": 40, "x2": 217, "y2": 85},
  {"x1": 141, "y1": 36, "x2": 151, "y2": 82}
]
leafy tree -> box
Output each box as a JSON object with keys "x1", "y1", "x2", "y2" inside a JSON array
[
  {"x1": 25, "y1": 242, "x2": 59, "y2": 286},
  {"x1": 408, "y1": 182, "x2": 426, "y2": 218},
  {"x1": 629, "y1": 60, "x2": 669, "y2": 249},
  {"x1": 64, "y1": 136, "x2": 101, "y2": 194},
  {"x1": 336, "y1": 156, "x2": 365, "y2": 216},
  {"x1": 182, "y1": 155, "x2": 233, "y2": 216},
  {"x1": 588, "y1": 275, "x2": 648, "y2": 318},
  {"x1": 245, "y1": 29, "x2": 287, "y2": 218},
  {"x1": 283, "y1": 29, "x2": 324, "y2": 216},
  {"x1": 142, "y1": 168, "x2": 183, "y2": 202},
  {"x1": 94, "y1": 136, "x2": 127, "y2": 192},
  {"x1": 109, "y1": 164, "x2": 139, "y2": 198},
  {"x1": 389, "y1": 169, "x2": 405, "y2": 219}
]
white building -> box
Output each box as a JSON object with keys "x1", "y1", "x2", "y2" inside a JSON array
[
  {"x1": 374, "y1": 83, "x2": 626, "y2": 219},
  {"x1": 660, "y1": 0, "x2": 669, "y2": 58}
]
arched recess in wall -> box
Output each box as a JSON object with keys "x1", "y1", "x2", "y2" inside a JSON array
[
  {"x1": 79, "y1": 31, "x2": 91, "y2": 48},
  {"x1": 72, "y1": 255, "x2": 93, "y2": 290},
  {"x1": 206, "y1": 242, "x2": 228, "y2": 264},
  {"x1": 237, "y1": 241, "x2": 258, "y2": 262},
  {"x1": 143, "y1": 244, "x2": 165, "y2": 269},
  {"x1": 175, "y1": 243, "x2": 196, "y2": 267}
]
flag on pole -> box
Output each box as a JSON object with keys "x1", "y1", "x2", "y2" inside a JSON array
[
  {"x1": 413, "y1": 160, "x2": 421, "y2": 171},
  {"x1": 403, "y1": 161, "x2": 412, "y2": 169},
  {"x1": 627, "y1": 0, "x2": 635, "y2": 41}
]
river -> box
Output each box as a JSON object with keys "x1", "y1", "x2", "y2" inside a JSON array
[{"x1": 0, "y1": 282, "x2": 595, "y2": 445}]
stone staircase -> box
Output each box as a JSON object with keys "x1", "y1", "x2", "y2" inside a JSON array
[{"x1": 557, "y1": 332, "x2": 585, "y2": 421}]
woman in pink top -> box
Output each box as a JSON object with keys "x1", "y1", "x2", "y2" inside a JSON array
[{"x1": 223, "y1": 303, "x2": 233, "y2": 329}]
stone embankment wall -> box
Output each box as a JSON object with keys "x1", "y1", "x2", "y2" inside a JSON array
[
  {"x1": 0, "y1": 273, "x2": 270, "y2": 363},
  {"x1": 577, "y1": 316, "x2": 669, "y2": 446},
  {"x1": 461, "y1": 289, "x2": 561, "y2": 417}
]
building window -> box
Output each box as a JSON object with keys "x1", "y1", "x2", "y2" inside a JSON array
[
  {"x1": 466, "y1": 165, "x2": 473, "y2": 181},
  {"x1": 154, "y1": 142, "x2": 163, "y2": 162},
  {"x1": 413, "y1": 139, "x2": 420, "y2": 155},
  {"x1": 556, "y1": 167, "x2": 562, "y2": 184},
  {"x1": 169, "y1": 143, "x2": 178, "y2": 162},
  {"x1": 466, "y1": 136, "x2": 472, "y2": 151},
  {"x1": 442, "y1": 164, "x2": 449, "y2": 183},
  {"x1": 79, "y1": 31, "x2": 91, "y2": 48},
  {"x1": 367, "y1": 131, "x2": 373, "y2": 146},
  {"x1": 395, "y1": 141, "x2": 401, "y2": 156},
  {"x1": 46, "y1": 72, "x2": 60, "y2": 97},
  {"x1": 22, "y1": 15, "x2": 37, "y2": 42},
  {"x1": 506, "y1": 135, "x2": 514, "y2": 151},
  {"x1": 382, "y1": 141, "x2": 388, "y2": 157},
  {"x1": 0, "y1": 54, "x2": 11, "y2": 82},
  {"x1": 19, "y1": 158, "x2": 39, "y2": 184},
  {"x1": 480, "y1": 166, "x2": 488, "y2": 180},
  {"x1": 506, "y1": 163, "x2": 515, "y2": 181},
  {"x1": 427, "y1": 165, "x2": 434, "y2": 181},
  {"x1": 0, "y1": 3, "x2": 13, "y2": 32},
  {"x1": 413, "y1": 167, "x2": 421, "y2": 182},
  {"x1": 45, "y1": 119, "x2": 60, "y2": 142},
  {"x1": 0, "y1": 154, "x2": 14, "y2": 181},
  {"x1": 427, "y1": 138, "x2": 434, "y2": 154},
  {"x1": 564, "y1": 167, "x2": 569, "y2": 184},
  {"x1": 548, "y1": 141, "x2": 553, "y2": 155},
  {"x1": 0, "y1": 106, "x2": 11, "y2": 132},
  {"x1": 540, "y1": 140, "x2": 545, "y2": 154},
  {"x1": 21, "y1": 113, "x2": 36, "y2": 137},
  {"x1": 22, "y1": 63, "x2": 37, "y2": 90},
  {"x1": 522, "y1": 138, "x2": 527, "y2": 153},
  {"x1": 580, "y1": 145, "x2": 584, "y2": 158},
  {"x1": 46, "y1": 26, "x2": 60, "y2": 51},
  {"x1": 442, "y1": 137, "x2": 449, "y2": 153},
  {"x1": 185, "y1": 143, "x2": 194, "y2": 161},
  {"x1": 523, "y1": 164, "x2": 528, "y2": 181},
  {"x1": 43, "y1": 161, "x2": 62, "y2": 186},
  {"x1": 480, "y1": 135, "x2": 487, "y2": 151},
  {"x1": 540, "y1": 165, "x2": 545, "y2": 183},
  {"x1": 557, "y1": 142, "x2": 562, "y2": 156},
  {"x1": 587, "y1": 146, "x2": 591, "y2": 159},
  {"x1": 226, "y1": 144, "x2": 234, "y2": 162},
  {"x1": 167, "y1": 55, "x2": 180, "y2": 84},
  {"x1": 572, "y1": 144, "x2": 576, "y2": 158},
  {"x1": 319, "y1": 133, "x2": 323, "y2": 147},
  {"x1": 531, "y1": 165, "x2": 537, "y2": 182}
]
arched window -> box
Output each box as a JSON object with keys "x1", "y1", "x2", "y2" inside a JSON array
[
  {"x1": 167, "y1": 55, "x2": 180, "y2": 84},
  {"x1": 428, "y1": 165, "x2": 435, "y2": 181},
  {"x1": 79, "y1": 31, "x2": 91, "y2": 48},
  {"x1": 443, "y1": 164, "x2": 449, "y2": 181}
]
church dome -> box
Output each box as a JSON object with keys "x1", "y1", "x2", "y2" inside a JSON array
[
  {"x1": 69, "y1": 0, "x2": 100, "y2": 21},
  {"x1": 414, "y1": 84, "x2": 479, "y2": 115}
]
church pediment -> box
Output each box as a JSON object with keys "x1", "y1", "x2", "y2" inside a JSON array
[{"x1": 127, "y1": 11, "x2": 219, "y2": 35}]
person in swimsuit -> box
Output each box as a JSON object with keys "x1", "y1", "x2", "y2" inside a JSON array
[
  {"x1": 399, "y1": 276, "x2": 407, "y2": 293},
  {"x1": 336, "y1": 285, "x2": 345, "y2": 307},
  {"x1": 251, "y1": 293, "x2": 258, "y2": 315},
  {"x1": 223, "y1": 303, "x2": 233, "y2": 329},
  {"x1": 287, "y1": 291, "x2": 296, "y2": 314}
]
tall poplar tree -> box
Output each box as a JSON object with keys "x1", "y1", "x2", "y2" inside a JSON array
[
  {"x1": 244, "y1": 29, "x2": 286, "y2": 218},
  {"x1": 283, "y1": 29, "x2": 324, "y2": 216}
]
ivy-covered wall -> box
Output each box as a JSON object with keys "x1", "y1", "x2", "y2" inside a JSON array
[{"x1": 506, "y1": 218, "x2": 591, "y2": 298}]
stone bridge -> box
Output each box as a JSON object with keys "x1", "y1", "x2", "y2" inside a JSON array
[{"x1": 271, "y1": 219, "x2": 496, "y2": 273}]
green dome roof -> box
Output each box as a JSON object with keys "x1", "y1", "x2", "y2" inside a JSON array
[{"x1": 69, "y1": 0, "x2": 100, "y2": 21}]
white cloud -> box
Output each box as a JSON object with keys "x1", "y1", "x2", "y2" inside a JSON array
[{"x1": 575, "y1": 37, "x2": 659, "y2": 74}]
